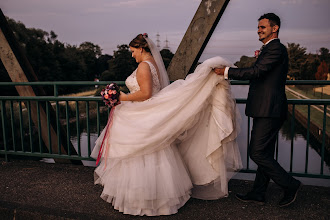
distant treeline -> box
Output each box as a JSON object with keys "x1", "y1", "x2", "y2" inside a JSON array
[
  {"x1": 0, "y1": 17, "x2": 173, "y2": 95},
  {"x1": 234, "y1": 43, "x2": 329, "y2": 80},
  {"x1": 1, "y1": 17, "x2": 328, "y2": 95}
]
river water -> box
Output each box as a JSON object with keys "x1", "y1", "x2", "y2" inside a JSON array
[{"x1": 68, "y1": 85, "x2": 330, "y2": 186}]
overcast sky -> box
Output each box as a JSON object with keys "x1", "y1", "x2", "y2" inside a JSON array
[{"x1": 1, "y1": 0, "x2": 330, "y2": 63}]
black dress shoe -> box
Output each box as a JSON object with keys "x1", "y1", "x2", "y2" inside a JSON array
[
  {"x1": 279, "y1": 181, "x2": 302, "y2": 207},
  {"x1": 235, "y1": 192, "x2": 265, "y2": 205}
]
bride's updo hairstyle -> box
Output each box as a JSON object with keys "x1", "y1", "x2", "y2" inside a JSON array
[{"x1": 129, "y1": 34, "x2": 151, "y2": 53}]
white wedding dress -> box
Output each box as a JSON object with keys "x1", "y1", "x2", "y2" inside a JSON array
[{"x1": 91, "y1": 57, "x2": 242, "y2": 216}]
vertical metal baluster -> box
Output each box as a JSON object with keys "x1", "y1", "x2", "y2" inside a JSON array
[
  {"x1": 290, "y1": 104, "x2": 295, "y2": 173},
  {"x1": 305, "y1": 105, "x2": 310, "y2": 174},
  {"x1": 46, "y1": 102, "x2": 52, "y2": 154},
  {"x1": 10, "y1": 101, "x2": 16, "y2": 151},
  {"x1": 97, "y1": 101, "x2": 100, "y2": 136},
  {"x1": 275, "y1": 134, "x2": 279, "y2": 161},
  {"x1": 76, "y1": 101, "x2": 81, "y2": 156},
  {"x1": 1, "y1": 101, "x2": 8, "y2": 161},
  {"x1": 27, "y1": 101, "x2": 33, "y2": 152},
  {"x1": 247, "y1": 116, "x2": 250, "y2": 170},
  {"x1": 320, "y1": 105, "x2": 327, "y2": 175},
  {"x1": 55, "y1": 84, "x2": 60, "y2": 155},
  {"x1": 19, "y1": 102, "x2": 24, "y2": 151},
  {"x1": 54, "y1": 84, "x2": 58, "y2": 97},
  {"x1": 37, "y1": 101, "x2": 42, "y2": 153},
  {"x1": 66, "y1": 101, "x2": 71, "y2": 156},
  {"x1": 86, "y1": 101, "x2": 91, "y2": 156},
  {"x1": 56, "y1": 101, "x2": 61, "y2": 155}
]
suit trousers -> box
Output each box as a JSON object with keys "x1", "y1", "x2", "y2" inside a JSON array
[{"x1": 249, "y1": 117, "x2": 299, "y2": 195}]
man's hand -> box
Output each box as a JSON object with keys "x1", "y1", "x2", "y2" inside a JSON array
[{"x1": 214, "y1": 68, "x2": 225, "y2": 75}]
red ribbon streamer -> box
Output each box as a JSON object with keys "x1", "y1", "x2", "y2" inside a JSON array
[{"x1": 96, "y1": 107, "x2": 116, "y2": 166}]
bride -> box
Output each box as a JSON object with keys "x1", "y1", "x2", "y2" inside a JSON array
[{"x1": 91, "y1": 33, "x2": 242, "y2": 216}]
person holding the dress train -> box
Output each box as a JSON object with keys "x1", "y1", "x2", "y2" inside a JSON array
[
  {"x1": 91, "y1": 33, "x2": 242, "y2": 216},
  {"x1": 214, "y1": 13, "x2": 301, "y2": 207}
]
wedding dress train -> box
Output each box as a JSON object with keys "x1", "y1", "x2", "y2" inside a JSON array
[{"x1": 91, "y1": 56, "x2": 242, "y2": 216}]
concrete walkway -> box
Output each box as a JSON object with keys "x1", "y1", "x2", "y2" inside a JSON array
[{"x1": 0, "y1": 158, "x2": 329, "y2": 220}]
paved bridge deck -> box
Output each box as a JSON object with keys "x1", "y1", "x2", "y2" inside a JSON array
[{"x1": 0, "y1": 158, "x2": 329, "y2": 220}]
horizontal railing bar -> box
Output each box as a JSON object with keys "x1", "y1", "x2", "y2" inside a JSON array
[
  {"x1": 0, "y1": 150, "x2": 95, "y2": 161},
  {"x1": 285, "y1": 80, "x2": 330, "y2": 85},
  {"x1": 236, "y1": 99, "x2": 330, "y2": 105},
  {"x1": 239, "y1": 169, "x2": 330, "y2": 179},
  {"x1": 1, "y1": 97, "x2": 329, "y2": 105},
  {"x1": 1, "y1": 80, "x2": 330, "y2": 86},
  {"x1": 0, "y1": 96, "x2": 102, "y2": 101},
  {"x1": 231, "y1": 80, "x2": 330, "y2": 85},
  {"x1": 0, "y1": 81, "x2": 126, "y2": 86}
]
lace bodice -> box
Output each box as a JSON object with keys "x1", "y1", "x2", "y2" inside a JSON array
[{"x1": 125, "y1": 61, "x2": 161, "y2": 96}]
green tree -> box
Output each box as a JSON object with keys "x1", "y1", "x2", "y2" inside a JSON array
[
  {"x1": 1, "y1": 16, "x2": 107, "y2": 95},
  {"x1": 95, "y1": 54, "x2": 113, "y2": 78},
  {"x1": 78, "y1": 42, "x2": 102, "y2": 80},
  {"x1": 100, "y1": 44, "x2": 137, "y2": 81},
  {"x1": 234, "y1": 55, "x2": 256, "y2": 68},
  {"x1": 299, "y1": 54, "x2": 319, "y2": 80},
  {"x1": 319, "y1": 47, "x2": 329, "y2": 62},
  {"x1": 160, "y1": 49, "x2": 174, "y2": 69},
  {"x1": 287, "y1": 43, "x2": 307, "y2": 80}
]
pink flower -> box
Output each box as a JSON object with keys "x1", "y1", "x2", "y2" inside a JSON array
[
  {"x1": 254, "y1": 50, "x2": 260, "y2": 58},
  {"x1": 104, "y1": 94, "x2": 109, "y2": 99}
]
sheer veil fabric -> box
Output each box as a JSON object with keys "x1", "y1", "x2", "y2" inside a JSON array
[
  {"x1": 143, "y1": 35, "x2": 169, "y2": 89},
  {"x1": 91, "y1": 40, "x2": 242, "y2": 215}
]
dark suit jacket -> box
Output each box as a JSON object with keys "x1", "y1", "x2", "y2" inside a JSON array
[{"x1": 228, "y1": 39, "x2": 288, "y2": 118}]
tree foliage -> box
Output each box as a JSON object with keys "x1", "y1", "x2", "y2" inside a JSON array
[
  {"x1": 315, "y1": 61, "x2": 329, "y2": 80},
  {"x1": 233, "y1": 42, "x2": 329, "y2": 80},
  {"x1": 100, "y1": 46, "x2": 174, "y2": 82},
  {"x1": 234, "y1": 55, "x2": 256, "y2": 68},
  {"x1": 160, "y1": 49, "x2": 174, "y2": 69},
  {"x1": 0, "y1": 17, "x2": 112, "y2": 95},
  {"x1": 287, "y1": 43, "x2": 308, "y2": 80}
]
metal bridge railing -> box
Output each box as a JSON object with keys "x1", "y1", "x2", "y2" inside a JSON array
[{"x1": 0, "y1": 81, "x2": 329, "y2": 179}]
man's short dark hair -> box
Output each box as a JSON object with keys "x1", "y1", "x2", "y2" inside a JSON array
[{"x1": 258, "y1": 13, "x2": 281, "y2": 32}]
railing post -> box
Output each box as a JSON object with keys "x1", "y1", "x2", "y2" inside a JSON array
[{"x1": 1, "y1": 101, "x2": 8, "y2": 162}]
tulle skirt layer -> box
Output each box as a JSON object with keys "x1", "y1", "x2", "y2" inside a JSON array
[
  {"x1": 94, "y1": 144, "x2": 192, "y2": 216},
  {"x1": 91, "y1": 57, "x2": 243, "y2": 215}
]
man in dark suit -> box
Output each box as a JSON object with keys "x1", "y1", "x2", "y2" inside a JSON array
[{"x1": 214, "y1": 13, "x2": 301, "y2": 207}]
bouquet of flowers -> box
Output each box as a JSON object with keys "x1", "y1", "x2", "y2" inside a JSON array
[{"x1": 100, "y1": 83, "x2": 121, "y2": 107}]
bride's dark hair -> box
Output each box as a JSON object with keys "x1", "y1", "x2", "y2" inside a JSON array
[{"x1": 129, "y1": 34, "x2": 151, "y2": 53}]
